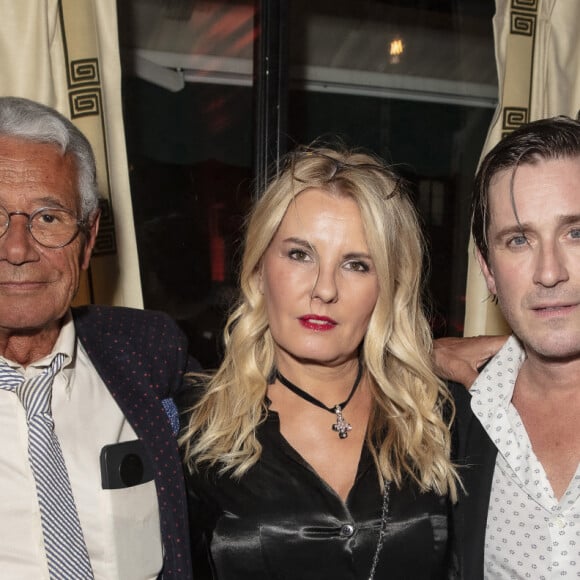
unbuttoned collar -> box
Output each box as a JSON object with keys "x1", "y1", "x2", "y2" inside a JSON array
[{"x1": 470, "y1": 334, "x2": 526, "y2": 418}]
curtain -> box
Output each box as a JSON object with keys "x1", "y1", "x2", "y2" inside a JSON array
[
  {"x1": 464, "y1": 0, "x2": 580, "y2": 336},
  {"x1": 0, "y1": 0, "x2": 143, "y2": 308}
]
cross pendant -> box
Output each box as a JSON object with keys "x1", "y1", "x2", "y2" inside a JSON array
[{"x1": 331, "y1": 405, "x2": 352, "y2": 439}]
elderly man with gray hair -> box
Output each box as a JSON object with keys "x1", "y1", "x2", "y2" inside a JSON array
[{"x1": 0, "y1": 96, "x2": 195, "y2": 579}]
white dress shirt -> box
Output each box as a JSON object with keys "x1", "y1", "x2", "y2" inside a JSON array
[
  {"x1": 0, "y1": 312, "x2": 163, "y2": 579},
  {"x1": 470, "y1": 336, "x2": 580, "y2": 579}
]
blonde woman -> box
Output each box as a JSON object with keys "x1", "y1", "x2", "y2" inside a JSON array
[{"x1": 179, "y1": 146, "x2": 459, "y2": 579}]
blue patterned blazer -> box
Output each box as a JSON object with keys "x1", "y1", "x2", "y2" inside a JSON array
[{"x1": 73, "y1": 305, "x2": 199, "y2": 580}]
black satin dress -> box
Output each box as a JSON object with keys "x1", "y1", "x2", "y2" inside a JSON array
[{"x1": 183, "y1": 405, "x2": 456, "y2": 579}]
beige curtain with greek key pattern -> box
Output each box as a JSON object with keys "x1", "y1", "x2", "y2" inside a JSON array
[
  {"x1": 464, "y1": 0, "x2": 580, "y2": 336},
  {"x1": 0, "y1": 0, "x2": 143, "y2": 308}
]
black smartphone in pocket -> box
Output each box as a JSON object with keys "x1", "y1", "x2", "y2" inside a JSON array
[{"x1": 100, "y1": 439, "x2": 154, "y2": 489}]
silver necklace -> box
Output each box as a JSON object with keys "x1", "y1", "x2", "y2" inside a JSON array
[{"x1": 368, "y1": 480, "x2": 391, "y2": 580}]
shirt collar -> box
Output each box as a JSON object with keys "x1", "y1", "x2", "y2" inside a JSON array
[
  {"x1": 470, "y1": 334, "x2": 526, "y2": 416},
  {"x1": 0, "y1": 311, "x2": 77, "y2": 390}
]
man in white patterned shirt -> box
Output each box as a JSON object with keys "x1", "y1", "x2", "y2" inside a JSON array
[{"x1": 451, "y1": 115, "x2": 580, "y2": 579}]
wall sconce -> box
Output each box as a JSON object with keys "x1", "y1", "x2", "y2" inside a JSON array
[{"x1": 389, "y1": 37, "x2": 404, "y2": 65}]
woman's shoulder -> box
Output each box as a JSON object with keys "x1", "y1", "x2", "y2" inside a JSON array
[{"x1": 176, "y1": 372, "x2": 212, "y2": 416}]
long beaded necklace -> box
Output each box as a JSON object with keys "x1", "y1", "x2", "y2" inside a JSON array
[{"x1": 275, "y1": 362, "x2": 363, "y2": 439}]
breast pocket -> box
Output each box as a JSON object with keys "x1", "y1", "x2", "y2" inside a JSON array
[
  {"x1": 99, "y1": 440, "x2": 163, "y2": 579},
  {"x1": 101, "y1": 481, "x2": 163, "y2": 579}
]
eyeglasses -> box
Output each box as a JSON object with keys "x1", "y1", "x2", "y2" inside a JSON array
[
  {"x1": 0, "y1": 206, "x2": 87, "y2": 248},
  {"x1": 283, "y1": 148, "x2": 401, "y2": 200}
]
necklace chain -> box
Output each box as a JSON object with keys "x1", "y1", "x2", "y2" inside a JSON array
[
  {"x1": 368, "y1": 480, "x2": 391, "y2": 580},
  {"x1": 275, "y1": 362, "x2": 363, "y2": 439}
]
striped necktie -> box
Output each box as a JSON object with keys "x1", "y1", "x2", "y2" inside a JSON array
[{"x1": 0, "y1": 354, "x2": 94, "y2": 579}]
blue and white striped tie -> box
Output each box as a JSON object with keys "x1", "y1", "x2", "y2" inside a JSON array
[{"x1": 0, "y1": 355, "x2": 94, "y2": 579}]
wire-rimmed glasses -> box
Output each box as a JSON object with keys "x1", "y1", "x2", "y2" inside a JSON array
[{"x1": 0, "y1": 206, "x2": 87, "y2": 248}]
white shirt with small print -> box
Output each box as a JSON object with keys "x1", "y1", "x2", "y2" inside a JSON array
[{"x1": 470, "y1": 335, "x2": 580, "y2": 579}]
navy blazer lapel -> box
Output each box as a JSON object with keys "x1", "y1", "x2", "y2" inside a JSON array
[
  {"x1": 73, "y1": 307, "x2": 164, "y2": 426},
  {"x1": 72, "y1": 305, "x2": 193, "y2": 579}
]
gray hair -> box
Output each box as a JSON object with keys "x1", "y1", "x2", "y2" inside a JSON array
[{"x1": 0, "y1": 96, "x2": 99, "y2": 220}]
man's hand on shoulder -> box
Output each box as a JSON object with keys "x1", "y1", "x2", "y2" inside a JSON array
[{"x1": 433, "y1": 335, "x2": 507, "y2": 387}]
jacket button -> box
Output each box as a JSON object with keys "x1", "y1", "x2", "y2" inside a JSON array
[{"x1": 340, "y1": 524, "x2": 355, "y2": 537}]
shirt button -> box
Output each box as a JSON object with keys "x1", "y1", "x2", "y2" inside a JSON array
[
  {"x1": 554, "y1": 517, "x2": 566, "y2": 529},
  {"x1": 340, "y1": 524, "x2": 355, "y2": 537}
]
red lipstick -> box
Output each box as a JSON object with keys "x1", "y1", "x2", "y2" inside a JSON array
[{"x1": 299, "y1": 315, "x2": 337, "y2": 331}]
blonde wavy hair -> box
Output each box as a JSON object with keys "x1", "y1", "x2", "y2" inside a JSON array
[{"x1": 181, "y1": 145, "x2": 458, "y2": 499}]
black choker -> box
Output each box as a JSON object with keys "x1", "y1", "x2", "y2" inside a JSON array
[{"x1": 275, "y1": 363, "x2": 363, "y2": 439}]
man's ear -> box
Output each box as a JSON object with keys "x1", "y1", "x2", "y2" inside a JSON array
[
  {"x1": 476, "y1": 247, "x2": 497, "y2": 296},
  {"x1": 80, "y1": 210, "x2": 101, "y2": 271}
]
